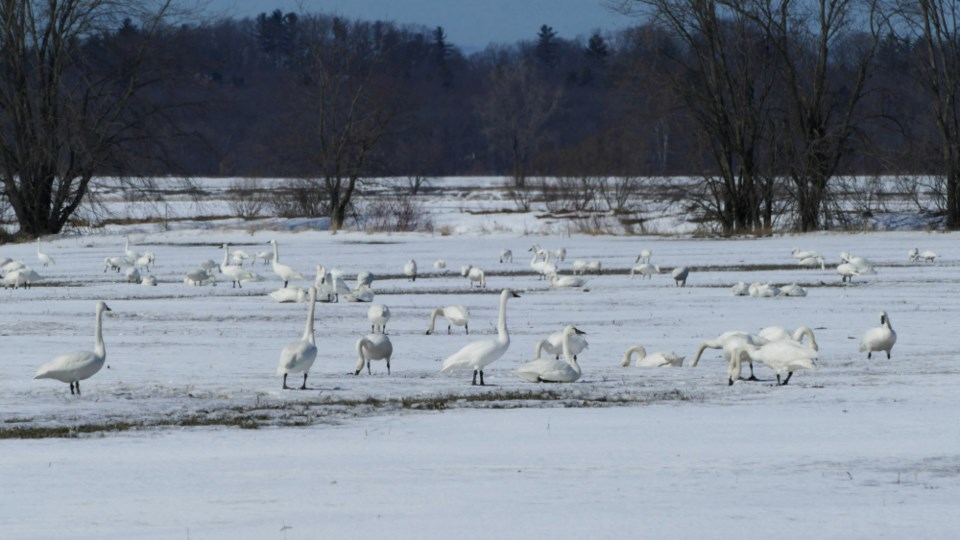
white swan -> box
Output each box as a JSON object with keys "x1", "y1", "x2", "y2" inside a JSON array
[
  {"x1": 319, "y1": 267, "x2": 350, "y2": 302},
  {"x1": 749, "y1": 282, "x2": 779, "y2": 298},
  {"x1": 778, "y1": 283, "x2": 807, "y2": 297},
  {"x1": 909, "y1": 248, "x2": 937, "y2": 262},
  {"x1": 528, "y1": 249, "x2": 556, "y2": 280},
  {"x1": 441, "y1": 289, "x2": 520, "y2": 385},
  {"x1": 584, "y1": 260, "x2": 602, "y2": 274},
  {"x1": 671, "y1": 266, "x2": 690, "y2": 287},
  {"x1": 124, "y1": 236, "x2": 140, "y2": 262},
  {"x1": 277, "y1": 287, "x2": 318, "y2": 389},
  {"x1": 859, "y1": 311, "x2": 896, "y2": 359},
  {"x1": 840, "y1": 252, "x2": 875, "y2": 274},
  {"x1": 103, "y1": 256, "x2": 129, "y2": 272},
  {"x1": 728, "y1": 340, "x2": 817, "y2": 386},
  {"x1": 221, "y1": 244, "x2": 261, "y2": 288},
  {"x1": 268, "y1": 239, "x2": 304, "y2": 287},
  {"x1": 554, "y1": 247, "x2": 567, "y2": 262},
  {"x1": 434, "y1": 259, "x2": 446, "y2": 270},
  {"x1": 403, "y1": 259, "x2": 418, "y2": 281},
  {"x1": 500, "y1": 249, "x2": 513, "y2": 263},
  {"x1": 426, "y1": 305, "x2": 470, "y2": 335},
  {"x1": 254, "y1": 250, "x2": 274, "y2": 265},
  {"x1": 356, "y1": 271, "x2": 374, "y2": 290},
  {"x1": 344, "y1": 288, "x2": 375, "y2": 302},
  {"x1": 36, "y1": 238, "x2": 55, "y2": 267},
  {"x1": 690, "y1": 331, "x2": 766, "y2": 379},
  {"x1": 791, "y1": 248, "x2": 820, "y2": 260},
  {"x1": 757, "y1": 326, "x2": 818, "y2": 350},
  {"x1": 463, "y1": 265, "x2": 486, "y2": 288},
  {"x1": 797, "y1": 255, "x2": 825, "y2": 269},
  {"x1": 636, "y1": 249, "x2": 652, "y2": 263},
  {"x1": 125, "y1": 267, "x2": 141, "y2": 284},
  {"x1": 199, "y1": 259, "x2": 219, "y2": 272},
  {"x1": 731, "y1": 281, "x2": 750, "y2": 296},
  {"x1": 535, "y1": 328, "x2": 588, "y2": 360},
  {"x1": 34, "y1": 302, "x2": 112, "y2": 395},
  {"x1": 269, "y1": 286, "x2": 308, "y2": 303},
  {"x1": 184, "y1": 268, "x2": 216, "y2": 286},
  {"x1": 141, "y1": 275, "x2": 158, "y2": 286},
  {"x1": 368, "y1": 304, "x2": 391, "y2": 334},
  {"x1": 514, "y1": 325, "x2": 585, "y2": 383},
  {"x1": 354, "y1": 333, "x2": 393, "y2": 375},
  {"x1": 548, "y1": 272, "x2": 587, "y2": 288},
  {"x1": 836, "y1": 262, "x2": 860, "y2": 282},
  {"x1": 3, "y1": 267, "x2": 42, "y2": 289},
  {"x1": 135, "y1": 251, "x2": 155, "y2": 271},
  {"x1": 631, "y1": 263, "x2": 659, "y2": 280},
  {"x1": 620, "y1": 345, "x2": 684, "y2": 367}
]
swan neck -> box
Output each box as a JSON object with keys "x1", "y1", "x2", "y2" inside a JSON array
[
  {"x1": 303, "y1": 292, "x2": 316, "y2": 343},
  {"x1": 497, "y1": 293, "x2": 510, "y2": 341},
  {"x1": 272, "y1": 241, "x2": 280, "y2": 263},
  {"x1": 690, "y1": 342, "x2": 709, "y2": 367},
  {"x1": 355, "y1": 338, "x2": 368, "y2": 371},
  {"x1": 427, "y1": 308, "x2": 441, "y2": 333},
  {"x1": 622, "y1": 345, "x2": 645, "y2": 366},
  {"x1": 94, "y1": 307, "x2": 106, "y2": 357},
  {"x1": 561, "y1": 328, "x2": 578, "y2": 370}
]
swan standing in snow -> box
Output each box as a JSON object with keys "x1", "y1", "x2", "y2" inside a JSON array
[
  {"x1": 368, "y1": 304, "x2": 391, "y2": 334},
  {"x1": 631, "y1": 263, "x2": 660, "y2": 280},
  {"x1": 620, "y1": 345, "x2": 684, "y2": 367},
  {"x1": 757, "y1": 326, "x2": 818, "y2": 350},
  {"x1": 837, "y1": 262, "x2": 861, "y2": 283},
  {"x1": 103, "y1": 256, "x2": 129, "y2": 272},
  {"x1": 124, "y1": 236, "x2": 140, "y2": 262},
  {"x1": 671, "y1": 266, "x2": 690, "y2": 287},
  {"x1": 434, "y1": 259, "x2": 446, "y2": 270},
  {"x1": 636, "y1": 249, "x2": 652, "y2": 263},
  {"x1": 254, "y1": 250, "x2": 274, "y2": 265},
  {"x1": 528, "y1": 249, "x2": 557, "y2": 280},
  {"x1": 221, "y1": 243, "x2": 261, "y2": 288},
  {"x1": 441, "y1": 289, "x2": 520, "y2": 385},
  {"x1": 728, "y1": 340, "x2": 817, "y2": 386},
  {"x1": 514, "y1": 325, "x2": 585, "y2": 383},
  {"x1": 859, "y1": 311, "x2": 896, "y2": 359},
  {"x1": 34, "y1": 302, "x2": 112, "y2": 395},
  {"x1": 3, "y1": 267, "x2": 42, "y2": 289},
  {"x1": 462, "y1": 265, "x2": 486, "y2": 288},
  {"x1": 500, "y1": 249, "x2": 513, "y2": 263},
  {"x1": 268, "y1": 239, "x2": 304, "y2": 287},
  {"x1": 36, "y1": 238, "x2": 55, "y2": 267},
  {"x1": 690, "y1": 331, "x2": 766, "y2": 379},
  {"x1": 909, "y1": 248, "x2": 938, "y2": 263},
  {"x1": 403, "y1": 259, "x2": 418, "y2": 281},
  {"x1": 277, "y1": 287, "x2": 318, "y2": 389},
  {"x1": 135, "y1": 252, "x2": 155, "y2": 272},
  {"x1": 184, "y1": 268, "x2": 216, "y2": 286},
  {"x1": 354, "y1": 334, "x2": 393, "y2": 375},
  {"x1": 535, "y1": 328, "x2": 588, "y2": 360},
  {"x1": 425, "y1": 305, "x2": 470, "y2": 335},
  {"x1": 554, "y1": 247, "x2": 567, "y2": 262}
]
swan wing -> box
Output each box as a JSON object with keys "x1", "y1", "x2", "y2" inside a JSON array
[
  {"x1": 35, "y1": 351, "x2": 103, "y2": 381},
  {"x1": 441, "y1": 339, "x2": 501, "y2": 372},
  {"x1": 278, "y1": 341, "x2": 318, "y2": 374}
]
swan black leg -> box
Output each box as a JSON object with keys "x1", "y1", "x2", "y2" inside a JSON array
[
  {"x1": 781, "y1": 372, "x2": 793, "y2": 386},
  {"x1": 886, "y1": 351, "x2": 891, "y2": 359},
  {"x1": 75, "y1": 381, "x2": 81, "y2": 396},
  {"x1": 300, "y1": 373, "x2": 308, "y2": 390},
  {"x1": 447, "y1": 325, "x2": 451, "y2": 335},
  {"x1": 747, "y1": 362, "x2": 758, "y2": 381},
  {"x1": 479, "y1": 370, "x2": 485, "y2": 386},
  {"x1": 69, "y1": 382, "x2": 76, "y2": 395},
  {"x1": 386, "y1": 360, "x2": 390, "y2": 375},
  {"x1": 465, "y1": 323, "x2": 469, "y2": 335},
  {"x1": 471, "y1": 370, "x2": 478, "y2": 386},
  {"x1": 282, "y1": 373, "x2": 289, "y2": 389},
  {"x1": 867, "y1": 352, "x2": 872, "y2": 359}
]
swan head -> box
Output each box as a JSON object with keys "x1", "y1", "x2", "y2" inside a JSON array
[
  {"x1": 879, "y1": 311, "x2": 889, "y2": 325},
  {"x1": 96, "y1": 301, "x2": 112, "y2": 314},
  {"x1": 502, "y1": 289, "x2": 521, "y2": 300}
]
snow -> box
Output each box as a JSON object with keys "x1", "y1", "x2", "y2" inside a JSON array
[{"x1": 2, "y1": 177, "x2": 959, "y2": 538}]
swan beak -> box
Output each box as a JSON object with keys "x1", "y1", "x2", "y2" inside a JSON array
[
  {"x1": 573, "y1": 327, "x2": 586, "y2": 335},
  {"x1": 880, "y1": 314, "x2": 886, "y2": 324},
  {"x1": 511, "y1": 292, "x2": 521, "y2": 298}
]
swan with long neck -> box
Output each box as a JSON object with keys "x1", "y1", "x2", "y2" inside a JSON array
[
  {"x1": 859, "y1": 311, "x2": 896, "y2": 359},
  {"x1": 620, "y1": 345, "x2": 684, "y2": 367},
  {"x1": 515, "y1": 325, "x2": 585, "y2": 383},
  {"x1": 425, "y1": 305, "x2": 470, "y2": 335},
  {"x1": 535, "y1": 329, "x2": 588, "y2": 360},
  {"x1": 757, "y1": 326, "x2": 818, "y2": 350},
  {"x1": 277, "y1": 287, "x2": 318, "y2": 389},
  {"x1": 441, "y1": 289, "x2": 520, "y2": 385},
  {"x1": 221, "y1": 243, "x2": 260, "y2": 288},
  {"x1": 34, "y1": 302, "x2": 112, "y2": 395},
  {"x1": 354, "y1": 333, "x2": 393, "y2": 375},
  {"x1": 729, "y1": 340, "x2": 817, "y2": 386},
  {"x1": 268, "y1": 239, "x2": 304, "y2": 287},
  {"x1": 36, "y1": 238, "x2": 55, "y2": 267},
  {"x1": 690, "y1": 331, "x2": 766, "y2": 379}
]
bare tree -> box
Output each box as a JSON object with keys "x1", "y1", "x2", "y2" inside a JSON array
[{"x1": 0, "y1": 0, "x2": 176, "y2": 237}]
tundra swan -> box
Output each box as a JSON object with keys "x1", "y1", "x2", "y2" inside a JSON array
[
  {"x1": 729, "y1": 340, "x2": 817, "y2": 386},
  {"x1": 749, "y1": 282, "x2": 779, "y2": 297},
  {"x1": 500, "y1": 249, "x2": 513, "y2": 263},
  {"x1": 199, "y1": 259, "x2": 219, "y2": 272},
  {"x1": 791, "y1": 248, "x2": 820, "y2": 260},
  {"x1": 368, "y1": 304, "x2": 391, "y2": 334},
  {"x1": 554, "y1": 247, "x2": 567, "y2": 262},
  {"x1": 778, "y1": 283, "x2": 807, "y2": 297},
  {"x1": 757, "y1": 326, "x2": 818, "y2": 350},
  {"x1": 221, "y1": 244, "x2": 261, "y2": 288},
  {"x1": 124, "y1": 236, "x2": 140, "y2": 262},
  {"x1": 434, "y1": 259, "x2": 446, "y2": 270},
  {"x1": 34, "y1": 302, "x2": 112, "y2": 395},
  {"x1": 354, "y1": 333, "x2": 393, "y2": 375},
  {"x1": 620, "y1": 345, "x2": 684, "y2": 367},
  {"x1": 277, "y1": 287, "x2": 318, "y2": 389},
  {"x1": 125, "y1": 267, "x2": 141, "y2": 284},
  {"x1": 731, "y1": 282, "x2": 750, "y2": 296},
  {"x1": 514, "y1": 325, "x2": 585, "y2": 383},
  {"x1": 135, "y1": 252, "x2": 155, "y2": 271},
  {"x1": 548, "y1": 272, "x2": 587, "y2": 289},
  {"x1": 3, "y1": 267, "x2": 42, "y2": 289},
  {"x1": 859, "y1": 311, "x2": 896, "y2": 359},
  {"x1": 230, "y1": 249, "x2": 253, "y2": 266},
  {"x1": 690, "y1": 331, "x2": 766, "y2": 379},
  {"x1": 319, "y1": 268, "x2": 350, "y2": 302},
  {"x1": 184, "y1": 268, "x2": 216, "y2": 286},
  {"x1": 255, "y1": 250, "x2": 274, "y2": 265},
  {"x1": 631, "y1": 263, "x2": 660, "y2": 280},
  {"x1": 404, "y1": 259, "x2": 418, "y2": 281},
  {"x1": 356, "y1": 271, "x2": 374, "y2": 290},
  {"x1": 462, "y1": 265, "x2": 486, "y2": 288},
  {"x1": 535, "y1": 328, "x2": 588, "y2": 360},
  {"x1": 426, "y1": 305, "x2": 470, "y2": 335},
  {"x1": 836, "y1": 263, "x2": 860, "y2": 282},
  {"x1": 441, "y1": 289, "x2": 520, "y2": 385},
  {"x1": 141, "y1": 275, "x2": 158, "y2": 286},
  {"x1": 344, "y1": 289, "x2": 375, "y2": 302},
  {"x1": 103, "y1": 256, "x2": 129, "y2": 272},
  {"x1": 840, "y1": 252, "x2": 875, "y2": 274},
  {"x1": 573, "y1": 259, "x2": 602, "y2": 275},
  {"x1": 36, "y1": 238, "x2": 55, "y2": 267},
  {"x1": 671, "y1": 266, "x2": 690, "y2": 287},
  {"x1": 268, "y1": 239, "x2": 304, "y2": 287},
  {"x1": 909, "y1": 248, "x2": 938, "y2": 262},
  {"x1": 528, "y1": 250, "x2": 556, "y2": 280},
  {"x1": 797, "y1": 256, "x2": 825, "y2": 269},
  {"x1": 269, "y1": 286, "x2": 308, "y2": 303},
  {"x1": 636, "y1": 249, "x2": 652, "y2": 263}
]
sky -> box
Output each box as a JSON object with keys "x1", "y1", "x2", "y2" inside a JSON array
[{"x1": 204, "y1": 0, "x2": 633, "y2": 51}]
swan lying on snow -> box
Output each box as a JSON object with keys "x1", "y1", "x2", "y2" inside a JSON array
[
  {"x1": 797, "y1": 255, "x2": 825, "y2": 269},
  {"x1": 355, "y1": 333, "x2": 393, "y2": 375},
  {"x1": 860, "y1": 311, "x2": 896, "y2": 359},
  {"x1": 779, "y1": 283, "x2": 807, "y2": 297},
  {"x1": 749, "y1": 282, "x2": 779, "y2": 297},
  {"x1": 620, "y1": 345, "x2": 684, "y2": 367},
  {"x1": 515, "y1": 325, "x2": 585, "y2": 383},
  {"x1": 34, "y1": 301, "x2": 111, "y2": 395},
  {"x1": 269, "y1": 286, "x2": 307, "y2": 303},
  {"x1": 344, "y1": 289, "x2": 375, "y2": 302},
  {"x1": 277, "y1": 287, "x2": 318, "y2": 390},
  {"x1": 548, "y1": 272, "x2": 587, "y2": 288},
  {"x1": 731, "y1": 282, "x2": 750, "y2": 296},
  {"x1": 792, "y1": 248, "x2": 820, "y2": 261},
  {"x1": 434, "y1": 259, "x2": 446, "y2": 270},
  {"x1": 441, "y1": 289, "x2": 519, "y2": 385},
  {"x1": 403, "y1": 259, "x2": 417, "y2": 281},
  {"x1": 426, "y1": 305, "x2": 470, "y2": 335},
  {"x1": 728, "y1": 340, "x2": 817, "y2": 386}
]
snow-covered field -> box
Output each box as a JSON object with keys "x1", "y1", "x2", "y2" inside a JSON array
[{"x1": 2, "y1": 178, "x2": 959, "y2": 538}]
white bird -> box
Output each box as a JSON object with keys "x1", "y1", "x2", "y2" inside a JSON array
[
  {"x1": 255, "y1": 250, "x2": 274, "y2": 265},
  {"x1": 636, "y1": 249, "x2": 652, "y2": 263},
  {"x1": 34, "y1": 301, "x2": 112, "y2": 395},
  {"x1": 797, "y1": 255, "x2": 825, "y2": 269},
  {"x1": 403, "y1": 259, "x2": 418, "y2": 281},
  {"x1": 554, "y1": 247, "x2": 567, "y2": 262},
  {"x1": 731, "y1": 282, "x2": 750, "y2": 296},
  {"x1": 514, "y1": 325, "x2": 585, "y2": 383},
  {"x1": 268, "y1": 239, "x2": 304, "y2": 287},
  {"x1": 728, "y1": 340, "x2": 817, "y2": 386},
  {"x1": 199, "y1": 259, "x2": 219, "y2": 272},
  {"x1": 690, "y1": 331, "x2": 766, "y2": 379},
  {"x1": 141, "y1": 275, "x2": 158, "y2": 286},
  {"x1": 269, "y1": 286, "x2": 308, "y2": 303},
  {"x1": 441, "y1": 289, "x2": 520, "y2": 385},
  {"x1": 319, "y1": 267, "x2": 351, "y2": 302},
  {"x1": 2, "y1": 267, "x2": 42, "y2": 289},
  {"x1": 749, "y1": 282, "x2": 779, "y2": 298},
  {"x1": 230, "y1": 249, "x2": 253, "y2": 266},
  {"x1": 426, "y1": 305, "x2": 470, "y2": 335},
  {"x1": 859, "y1": 311, "x2": 896, "y2": 359},
  {"x1": 528, "y1": 249, "x2": 557, "y2": 280},
  {"x1": 671, "y1": 266, "x2": 689, "y2": 287},
  {"x1": 221, "y1": 243, "x2": 261, "y2": 288},
  {"x1": 125, "y1": 266, "x2": 141, "y2": 284},
  {"x1": 354, "y1": 333, "x2": 393, "y2": 375},
  {"x1": 463, "y1": 265, "x2": 486, "y2": 288},
  {"x1": 368, "y1": 304, "x2": 391, "y2": 334},
  {"x1": 778, "y1": 283, "x2": 807, "y2": 297},
  {"x1": 840, "y1": 252, "x2": 875, "y2": 274},
  {"x1": 500, "y1": 249, "x2": 513, "y2": 263},
  {"x1": 585, "y1": 260, "x2": 602, "y2": 274},
  {"x1": 277, "y1": 287, "x2": 318, "y2": 389},
  {"x1": 909, "y1": 248, "x2": 938, "y2": 263},
  {"x1": 836, "y1": 262, "x2": 860, "y2": 283},
  {"x1": 548, "y1": 272, "x2": 587, "y2": 288},
  {"x1": 36, "y1": 238, "x2": 55, "y2": 267},
  {"x1": 135, "y1": 251, "x2": 155, "y2": 272},
  {"x1": 434, "y1": 259, "x2": 446, "y2": 270},
  {"x1": 791, "y1": 248, "x2": 820, "y2": 260},
  {"x1": 535, "y1": 328, "x2": 589, "y2": 360},
  {"x1": 184, "y1": 268, "x2": 216, "y2": 286},
  {"x1": 620, "y1": 345, "x2": 684, "y2": 367},
  {"x1": 344, "y1": 288, "x2": 375, "y2": 302},
  {"x1": 124, "y1": 236, "x2": 140, "y2": 262},
  {"x1": 757, "y1": 326, "x2": 818, "y2": 350},
  {"x1": 356, "y1": 271, "x2": 374, "y2": 290},
  {"x1": 631, "y1": 263, "x2": 660, "y2": 280},
  {"x1": 103, "y1": 256, "x2": 129, "y2": 273}
]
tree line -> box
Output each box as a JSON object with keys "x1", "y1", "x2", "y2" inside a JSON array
[{"x1": 1, "y1": 0, "x2": 958, "y2": 236}]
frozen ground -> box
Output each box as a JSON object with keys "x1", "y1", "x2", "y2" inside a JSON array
[{"x1": 1, "y1": 178, "x2": 959, "y2": 538}]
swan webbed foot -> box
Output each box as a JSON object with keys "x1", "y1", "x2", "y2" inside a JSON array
[
  {"x1": 746, "y1": 375, "x2": 759, "y2": 381},
  {"x1": 780, "y1": 372, "x2": 793, "y2": 386},
  {"x1": 354, "y1": 370, "x2": 361, "y2": 376},
  {"x1": 728, "y1": 377, "x2": 735, "y2": 386}
]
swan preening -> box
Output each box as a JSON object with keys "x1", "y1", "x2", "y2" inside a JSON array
[
  {"x1": 426, "y1": 305, "x2": 470, "y2": 335},
  {"x1": 34, "y1": 301, "x2": 112, "y2": 395},
  {"x1": 221, "y1": 243, "x2": 263, "y2": 288},
  {"x1": 797, "y1": 256, "x2": 825, "y2": 269},
  {"x1": 757, "y1": 326, "x2": 818, "y2": 350},
  {"x1": 269, "y1": 286, "x2": 308, "y2": 303},
  {"x1": 728, "y1": 340, "x2": 818, "y2": 386},
  {"x1": 404, "y1": 259, "x2": 418, "y2": 281},
  {"x1": 839, "y1": 252, "x2": 876, "y2": 279},
  {"x1": 441, "y1": 289, "x2": 519, "y2": 385},
  {"x1": 515, "y1": 325, "x2": 585, "y2": 383},
  {"x1": 277, "y1": 287, "x2": 318, "y2": 389},
  {"x1": 620, "y1": 345, "x2": 684, "y2": 367},
  {"x1": 184, "y1": 268, "x2": 217, "y2": 286},
  {"x1": 860, "y1": 311, "x2": 896, "y2": 359},
  {"x1": 355, "y1": 333, "x2": 393, "y2": 375},
  {"x1": 536, "y1": 329, "x2": 588, "y2": 360},
  {"x1": 368, "y1": 304, "x2": 391, "y2": 334},
  {"x1": 529, "y1": 249, "x2": 557, "y2": 280},
  {"x1": 908, "y1": 248, "x2": 938, "y2": 262}
]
